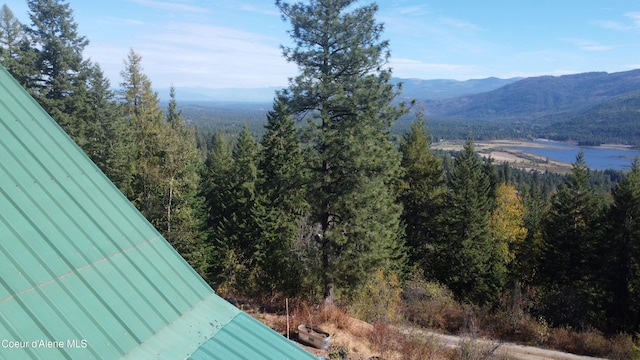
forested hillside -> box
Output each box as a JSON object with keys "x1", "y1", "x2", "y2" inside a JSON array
[
  {"x1": 421, "y1": 70, "x2": 640, "y2": 145},
  {"x1": 3, "y1": 1, "x2": 640, "y2": 353}
]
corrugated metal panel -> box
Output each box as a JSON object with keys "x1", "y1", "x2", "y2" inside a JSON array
[
  {"x1": 189, "y1": 313, "x2": 317, "y2": 360},
  {"x1": 0, "y1": 66, "x2": 316, "y2": 359}
]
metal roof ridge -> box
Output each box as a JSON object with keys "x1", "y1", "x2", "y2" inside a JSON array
[{"x1": 122, "y1": 293, "x2": 240, "y2": 359}]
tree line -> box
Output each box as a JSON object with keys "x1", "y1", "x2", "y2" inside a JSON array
[{"x1": 2, "y1": 0, "x2": 640, "y2": 336}]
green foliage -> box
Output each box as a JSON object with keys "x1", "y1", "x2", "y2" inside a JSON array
[
  {"x1": 432, "y1": 138, "x2": 505, "y2": 306},
  {"x1": 398, "y1": 115, "x2": 446, "y2": 269},
  {"x1": 119, "y1": 49, "x2": 165, "y2": 219},
  {"x1": 25, "y1": 0, "x2": 89, "y2": 137},
  {"x1": 350, "y1": 270, "x2": 403, "y2": 325},
  {"x1": 538, "y1": 151, "x2": 608, "y2": 329},
  {"x1": 277, "y1": 0, "x2": 408, "y2": 301},
  {"x1": 116, "y1": 50, "x2": 207, "y2": 276},
  {"x1": 202, "y1": 127, "x2": 261, "y2": 294},
  {"x1": 606, "y1": 161, "x2": 640, "y2": 333},
  {"x1": 0, "y1": 4, "x2": 36, "y2": 85},
  {"x1": 159, "y1": 86, "x2": 207, "y2": 275},
  {"x1": 252, "y1": 96, "x2": 309, "y2": 296}
]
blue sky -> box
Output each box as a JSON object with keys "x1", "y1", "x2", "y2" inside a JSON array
[{"x1": 4, "y1": 0, "x2": 640, "y2": 89}]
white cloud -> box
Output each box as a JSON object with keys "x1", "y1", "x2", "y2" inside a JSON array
[
  {"x1": 240, "y1": 4, "x2": 280, "y2": 17},
  {"x1": 128, "y1": 0, "x2": 210, "y2": 13},
  {"x1": 626, "y1": 12, "x2": 640, "y2": 28},
  {"x1": 99, "y1": 16, "x2": 145, "y2": 26},
  {"x1": 595, "y1": 11, "x2": 640, "y2": 31},
  {"x1": 437, "y1": 16, "x2": 483, "y2": 31},
  {"x1": 396, "y1": 5, "x2": 428, "y2": 17},
  {"x1": 390, "y1": 58, "x2": 483, "y2": 79},
  {"x1": 564, "y1": 38, "x2": 614, "y2": 52},
  {"x1": 129, "y1": 23, "x2": 294, "y2": 88}
]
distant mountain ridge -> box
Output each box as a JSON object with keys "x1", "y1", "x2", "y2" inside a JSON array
[
  {"x1": 397, "y1": 77, "x2": 522, "y2": 101},
  {"x1": 418, "y1": 69, "x2": 640, "y2": 146},
  {"x1": 160, "y1": 77, "x2": 521, "y2": 103},
  {"x1": 164, "y1": 69, "x2": 640, "y2": 145},
  {"x1": 422, "y1": 69, "x2": 640, "y2": 120}
]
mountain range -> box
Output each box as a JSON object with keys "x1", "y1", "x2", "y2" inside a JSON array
[
  {"x1": 421, "y1": 70, "x2": 640, "y2": 120},
  {"x1": 167, "y1": 69, "x2": 640, "y2": 146},
  {"x1": 418, "y1": 69, "x2": 640, "y2": 145},
  {"x1": 160, "y1": 77, "x2": 522, "y2": 103}
]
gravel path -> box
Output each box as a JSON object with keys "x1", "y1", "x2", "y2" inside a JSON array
[{"x1": 414, "y1": 330, "x2": 608, "y2": 360}]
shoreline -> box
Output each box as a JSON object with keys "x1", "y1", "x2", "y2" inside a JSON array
[{"x1": 431, "y1": 139, "x2": 640, "y2": 173}]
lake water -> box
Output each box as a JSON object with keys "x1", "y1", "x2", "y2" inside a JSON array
[{"x1": 514, "y1": 141, "x2": 640, "y2": 171}]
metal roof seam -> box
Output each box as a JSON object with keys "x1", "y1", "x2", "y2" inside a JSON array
[
  {"x1": 0, "y1": 65, "x2": 317, "y2": 360},
  {"x1": 1, "y1": 74, "x2": 208, "y2": 309}
]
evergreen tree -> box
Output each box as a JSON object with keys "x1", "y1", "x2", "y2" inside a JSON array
[
  {"x1": 433, "y1": 138, "x2": 504, "y2": 305},
  {"x1": 160, "y1": 86, "x2": 207, "y2": 275},
  {"x1": 398, "y1": 116, "x2": 446, "y2": 269},
  {"x1": 201, "y1": 131, "x2": 234, "y2": 285},
  {"x1": 606, "y1": 160, "x2": 640, "y2": 333},
  {"x1": 277, "y1": 0, "x2": 407, "y2": 302},
  {"x1": 0, "y1": 4, "x2": 35, "y2": 85},
  {"x1": 201, "y1": 127, "x2": 259, "y2": 294},
  {"x1": 254, "y1": 96, "x2": 309, "y2": 295},
  {"x1": 25, "y1": 0, "x2": 89, "y2": 137},
  {"x1": 538, "y1": 151, "x2": 607, "y2": 328},
  {"x1": 513, "y1": 171, "x2": 548, "y2": 285},
  {"x1": 80, "y1": 63, "x2": 126, "y2": 175},
  {"x1": 119, "y1": 49, "x2": 164, "y2": 222}
]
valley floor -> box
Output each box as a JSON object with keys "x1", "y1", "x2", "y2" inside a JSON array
[{"x1": 432, "y1": 139, "x2": 576, "y2": 173}]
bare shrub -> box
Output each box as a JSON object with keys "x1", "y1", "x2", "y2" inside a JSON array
[
  {"x1": 402, "y1": 276, "x2": 466, "y2": 332},
  {"x1": 351, "y1": 269, "x2": 403, "y2": 325},
  {"x1": 367, "y1": 322, "x2": 399, "y2": 357},
  {"x1": 547, "y1": 326, "x2": 580, "y2": 354},
  {"x1": 576, "y1": 329, "x2": 610, "y2": 357},
  {"x1": 456, "y1": 334, "x2": 501, "y2": 360},
  {"x1": 399, "y1": 331, "x2": 449, "y2": 360},
  {"x1": 606, "y1": 333, "x2": 636, "y2": 360}
]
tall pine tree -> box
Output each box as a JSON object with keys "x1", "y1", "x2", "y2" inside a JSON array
[
  {"x1": 25, "y1": 0, "x2": 89, "y2": 138},
  {"x1": 277, "y1": 0, "x2": 407, "y2": 302},
  {"x1": 605, "y1": 160, "x2": 640, "y2": 333},
  {"x1": 433, "y1": 138, "x2": 504, "y2": 306},
  {"x1": 201, "y1": 132, "x2": 234, "y2": 285},
  {"x1": 538, "y1": 151, "x2": 607, "y2": 328},
  {"x1": 0, "y1": 4, "x2": 35, "y2": 85},
  {"x1": 119, "y1": 49, "x2": 165, "y2": 223},
  {"x1": 254, "y1": 96, "x2": 309, "y2": 295},
  {"x1": 201, "y1": 127, "x2": 259, "y2": 294},
  {"x1": 160, "y1": 86, "x2": 207, "y2": 275},
  {"x1": 398, "y1": 116, "x2": 446, "y2": 269}
]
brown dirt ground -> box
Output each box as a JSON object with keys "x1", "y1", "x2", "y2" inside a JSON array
[
  {"x1": 431, "y1": 139, "x2": 575, "y2": 173},
  {"x1": 248, "y1": 308, "x2": 607, "y2": 360}
]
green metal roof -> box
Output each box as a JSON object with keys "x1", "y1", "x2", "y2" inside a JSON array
[{"x1": 0, "y1": 66, "x2": 316, "y2": 360}]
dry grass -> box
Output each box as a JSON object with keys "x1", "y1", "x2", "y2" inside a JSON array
[
  {"x1": 245, "y1": 289, "x2": 637, "y2": 360},
  {"x1": 249, "y1": 299, "x2": 453, "y2": 360}
]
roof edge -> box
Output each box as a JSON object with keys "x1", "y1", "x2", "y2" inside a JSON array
[{"x1": 123, "y1": 293, "x2": 239, "y2": 359}]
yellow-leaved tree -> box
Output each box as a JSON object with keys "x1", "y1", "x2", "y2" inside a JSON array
[{"x1": 489, "y1": 183, "x2": 528, "y2": 267}]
